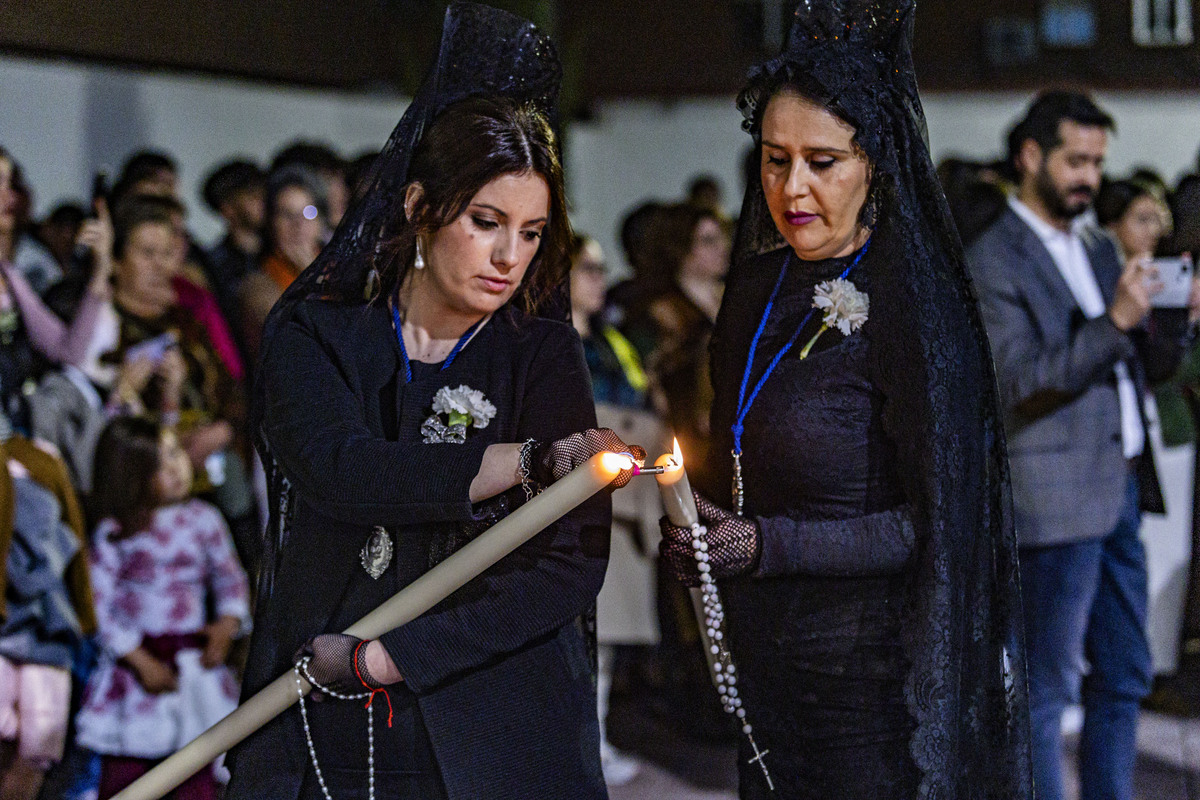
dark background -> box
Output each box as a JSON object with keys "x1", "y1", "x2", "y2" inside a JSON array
[{"x1": 2, "y1": 1, "x2": 1197, "y2": 110}]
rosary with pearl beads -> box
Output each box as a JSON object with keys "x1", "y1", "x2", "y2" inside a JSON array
[{"x1": 691, "y1": 520, "x2": 775, "y2": 791}]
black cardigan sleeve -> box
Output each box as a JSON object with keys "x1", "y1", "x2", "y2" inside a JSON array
[
  {"x1": 263, "y1": 304, "x2": 487, "y2": 527},
  {"x1": 753, "y1": 505, "x2": 916, "y2": 578},
  {"x1": 379, "y1": 325, "x2": 611, "y2": 693}
]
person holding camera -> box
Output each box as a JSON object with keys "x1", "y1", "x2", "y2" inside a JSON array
[
  {"x1": 968, "y1": 91, "x2": 1200, "y2": 800},
  {"x1": 0, "y1": 146, "x2": 116, "y2": 433}
]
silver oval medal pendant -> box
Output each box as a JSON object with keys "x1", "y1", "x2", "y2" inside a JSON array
[{"x1": 361, "y1": 526, "x2": 393, "y2": 580}]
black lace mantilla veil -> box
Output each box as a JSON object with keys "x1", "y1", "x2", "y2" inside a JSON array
[
  {"x1": 251, "y1": 2, "x2": 565, "y2": 598},
  {"x1": 721, "y1": 1, "x2": 1033, "y2": 797}
]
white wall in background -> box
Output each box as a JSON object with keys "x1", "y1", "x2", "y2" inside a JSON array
[
  {"x1": 1, "y1": 58, "x2": 90, "y2": 224},
  {"x1": 922, "y1": 91, "x2": 1200, "y2": 183},
  {"x1": 0, "y1": 55, "x2": 406, "y2": 243},
  {"x1": 2, "y1": 53, "x2": 1199, "y2": 263}
]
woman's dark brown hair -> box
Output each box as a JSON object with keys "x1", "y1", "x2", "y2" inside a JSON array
[
  {"x1": 91, "y1": 416, "x2": 164, "y2": 538},
  {"x1": 381, "y1": 95, "x2": 571, "y2": 315},
  {"x1": 644, "y1": 202, "x2": 725, "y2": 290},
  {"x1": 1095, "y1": 178, "x2": 1165, "y2": 228}
]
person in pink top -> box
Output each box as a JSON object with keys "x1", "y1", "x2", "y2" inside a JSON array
[{"x1": 0, "y1": 146, "x2": 115, "y2": 431}]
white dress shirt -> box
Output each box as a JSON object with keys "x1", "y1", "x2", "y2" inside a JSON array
[{"x1": 1009, "y1": 197, "x2": 1144, "y2": 458}]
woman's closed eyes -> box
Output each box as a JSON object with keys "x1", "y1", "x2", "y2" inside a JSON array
[
  {"x1": 471, "y1": 215, "x2": 543, "y2": 241},
  {"x1": 764, "y1": 155, "x2": 838, "y2": 170}
]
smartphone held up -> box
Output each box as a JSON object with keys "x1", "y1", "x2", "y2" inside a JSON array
[{"x1": 1148, "y1": 255, "x2": 1194, "y2": 309}]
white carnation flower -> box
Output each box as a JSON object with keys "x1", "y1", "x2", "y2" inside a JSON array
[
  {"x1": 812, "y1": 278, "x2": 869, "y2": 336},
  {"x1": 459, "y1": 386, "x2": 497, "y2": 428},
  {"x1": 431, "y1": 387, "x2": 464, "y2": 416},
  {"x1": 432, "y1": 385, "x2": 496, "y2": 429}
]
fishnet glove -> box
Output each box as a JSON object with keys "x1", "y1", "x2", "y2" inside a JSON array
[
  {"x1": 295, "y1": 633, "x2": 382, "y2": 697},
  {"x1": 659, "y1": 491, "x2": 761, "y2": 587},
  {"x1": 530, "y1": 428, "x2": 646, "y2": 489}
]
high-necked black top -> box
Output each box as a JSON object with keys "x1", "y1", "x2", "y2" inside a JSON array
[{"x1": 704, "y1": 247, "x2": 915, "y2": 574}]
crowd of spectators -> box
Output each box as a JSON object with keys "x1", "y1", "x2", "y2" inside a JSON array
[
  {"x1": 0, "y1": 99, "x2": 1197, "y2": 797},
  {"x1": 0, "y1": 139, "x2": 374, "y2": 800}
]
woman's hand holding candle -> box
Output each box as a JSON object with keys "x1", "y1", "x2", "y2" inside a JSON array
[
  {"x1": 655, "y1": 440, "x2": 760, "y2": 582},
  {"x1": 295, "y1": 633, "x2": 399, "y2": 697},
  {"x1": 365, "y1": 640, "x2": 403, "y2": 685},
  {"x1": 529, "y1": 428, "x2": 646, "y2": 489},
  {"x1": 471, "y1": 429, "x2": 644, "y2": 502},
  {"x1": 660, "y1": 492, "x2": 761, "y2": 585},
  {"x1": 296, "y1": 635, "x2": 405, "y2": 698}
]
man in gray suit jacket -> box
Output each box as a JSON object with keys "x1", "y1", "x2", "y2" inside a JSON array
[{"x1": 969, "y1": 92, "x2": 1196, "y2": 800}]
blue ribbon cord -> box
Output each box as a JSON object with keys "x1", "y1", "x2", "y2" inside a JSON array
[
  {"x1": 731, "y1": 239, "x2": 871, "y2": 456},
  {"x1": 391, "y1": 289, "x2": 487, "y2": 383}
]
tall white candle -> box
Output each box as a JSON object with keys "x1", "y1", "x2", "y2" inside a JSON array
[
  {"x1": 112, "y1": 451, "x2": 632, "y2": 800},
  {"x1": 654, "y1": 443, "x2": 721, "y2": 679},
  {"x1": 653, "y1": 441, "x2": 775, "y2": 789},
  {"x1": 655, "y1": 448, "x2": 699, "y2": 528}
]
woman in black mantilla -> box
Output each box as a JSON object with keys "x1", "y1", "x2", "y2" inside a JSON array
[
  {"x1": 224, "y1": 6, "x2": 641, "y2": 799},
  {"x1": 659, "y1": 2, "x2": 1032, "y2": 798}
]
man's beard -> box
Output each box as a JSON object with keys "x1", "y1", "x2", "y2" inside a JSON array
[{"x1": 1035, "y1": 166, "x2": 1094, "y2": 221}]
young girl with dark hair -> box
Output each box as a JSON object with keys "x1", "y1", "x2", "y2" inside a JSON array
[{"x1": 75, "y1": 416, "x2": 250, "y2": 800}]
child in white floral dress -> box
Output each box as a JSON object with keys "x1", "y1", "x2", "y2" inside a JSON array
[{"x1": 75, "y1": 416, "x2": 250, "y2": 800}]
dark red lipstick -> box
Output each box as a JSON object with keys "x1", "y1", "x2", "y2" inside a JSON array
[{"x1": 784, "y1": 211, "x2": 819, "y2": 225}]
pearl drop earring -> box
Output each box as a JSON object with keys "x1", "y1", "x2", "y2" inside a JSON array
[{"x1": 413, "y1": 238, "x2": 426, "y2": 270}]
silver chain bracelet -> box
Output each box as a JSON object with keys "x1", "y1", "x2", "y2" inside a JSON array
[{"x1": 517, "y1": 438, "x2": 539, "y2": 501}]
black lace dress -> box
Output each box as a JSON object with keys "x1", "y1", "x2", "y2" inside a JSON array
[{"x1": 700, "y1": 247, "x2": 921, "y2": 799}]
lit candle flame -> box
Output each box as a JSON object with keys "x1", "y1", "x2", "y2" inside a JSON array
[
  {"x1": 600, "y1": 451, "x2": 635, "y2": 475},
  {"x1": 667, "y1": 437, "x2": 683, "y2": 471}
]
